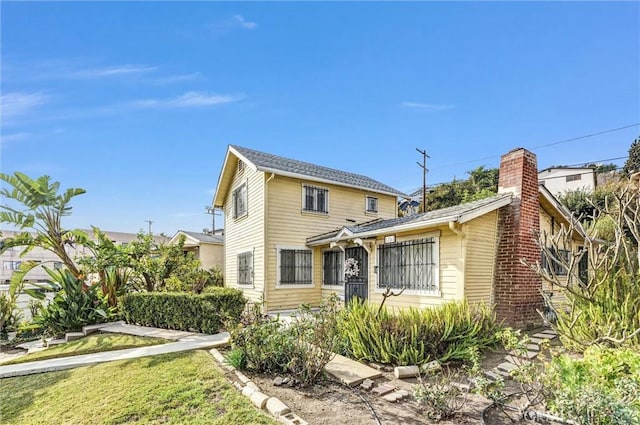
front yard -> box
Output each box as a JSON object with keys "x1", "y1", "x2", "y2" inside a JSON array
[{"x1": 0, "y1": 350, "x2": 277, "y2": 425}]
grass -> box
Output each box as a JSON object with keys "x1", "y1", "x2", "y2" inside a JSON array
[
  {"x1": 2, "y1": 333, "x2": 166, "y2": 365},
  {"x1": 0, "y1": 350, "x2": 277, "y2": 425}
]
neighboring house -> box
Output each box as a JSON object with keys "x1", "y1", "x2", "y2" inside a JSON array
[
  {"x1": 169, "y1": 230, "x2": 224, "y2": 271},
  {"x1": 0, "y1": 230, "x2": 166, "y2": 284},
  {"x1": 538, "y1": 167, "x2": 596, "y2": 196},
  {"x1": 214, "y1": 146, "x2": 587, "y2": 326}
]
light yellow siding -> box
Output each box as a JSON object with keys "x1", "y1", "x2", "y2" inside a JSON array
[
  {"x1": 223, "y1": 164, "x2": 265, "y2": 304},
  {"x1": 462, "y1": 211, "x2": 499, "y2": 304},
  {"x1": 265, "y1": 175, "x2": 397, "y2": 311}
]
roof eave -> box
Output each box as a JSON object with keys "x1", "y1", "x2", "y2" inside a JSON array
[{"x1": 213, "y1": 146, "x2": 259, "y2": 208}]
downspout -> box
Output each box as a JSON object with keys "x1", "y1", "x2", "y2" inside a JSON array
[
  {"x1": 263, "y1": 173, "x2": 276, "y2": 311},
  {"x1": 448, "y1": 221, "x2": 464, "y2": 238}
]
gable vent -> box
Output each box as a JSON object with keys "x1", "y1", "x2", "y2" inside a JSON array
[{"x1": 237, "y1": 160, "x2": 245, "y2": 173}]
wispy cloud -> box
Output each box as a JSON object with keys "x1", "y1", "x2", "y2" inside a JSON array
[
  {"x1": 232, "y1": 15, "x2": 258, "y2": 30},
  {"x1": 401, "y1": 102, "x2": 455, "y2": 111},
  {"x1": 151, "y1": 72, "x2": 201, "y2": 85},
  {"x1": 208, "y1": 14, "x2": 258, "y2": 35},
  {"x1": 1, "y1": 132, "x2": 31, "y2": 148},
  {"x1": 71, "y1": 64, "x2": 158, "y2": 78},
  {"x1": 1, "y1": 92, "x2": 49, "y2": 124},
  {"x1": 133, "y1": 91, "x2": 244, "y2": 109}
]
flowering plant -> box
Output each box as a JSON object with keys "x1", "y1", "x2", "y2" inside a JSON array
[{"x1": 344, "y1": 257, "x2": 360, "y2": 278}]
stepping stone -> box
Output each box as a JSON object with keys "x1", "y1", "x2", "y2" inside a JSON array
[
  {"x1": 483, "y1": 370, "x2": 502, "y2": 381},
  {"x1": 527, "y1": 344, "x2": 540, "y2": 351},
  {"x1": 495, "y1": 368, "x2": 511, "y2": 378},
  {"x1": 324, "y1": 353, "x2": 382, "y2": 387},
  {"x1": 372, "y1": 384, "x2": 395, "y2": 396},
  {"x1": 531, "y1": 333, "x2": 554, "y2": 340},
  {"x1": 504, "y1": 355, "x2": 531, "y2": 365},
  {"x1": 540, "y1": 329, "x2": 557, "y2": 336},
  {"x1": 497, "y1": 362, "x2": 518, "y2": 374},
  {"x1": 65, "y1": 332, "x2": 84, "y2": 343},
  {"x1": 529, "y1": 337, "x2": 545, "y2": 344},
  {"x1": 383, "y1": 390, "x2": 408, "y2": 402},
  {"x1": 360, "y1": 379, "x2": 374, "y2": 391},
  {"x1": 509, "y1": 350, "x2": 539, "y2": 359}
]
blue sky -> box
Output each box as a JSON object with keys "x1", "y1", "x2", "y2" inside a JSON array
[{"x1": 1, "y1": 2, "x2": 638, "y2": 235}]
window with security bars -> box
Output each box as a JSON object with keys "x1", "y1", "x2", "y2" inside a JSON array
[
  {"x1": 279, "y1": 249, "x2": 312, "y2": 285},
  {"x1": 323, "y1": 250, "x2": 344, "y2": 286},
  {"x1": 377, "y1": 238, "x2": 437, "y2": 292},
  {"x1": 238, "y1": 251, "x2": 253, "y2": 286},
  {"x1": 303, "y1": 185, "x2": 328, "y2": 214},
  {"x1": 233, "y1": 183, "x2": 247, "y2": 219},
  {"x1": 366, "y1": 196, "x2": 378, "y2": 213},
  {"x1": 541, "y1": 248, "x2": 570, "y2": 276}
]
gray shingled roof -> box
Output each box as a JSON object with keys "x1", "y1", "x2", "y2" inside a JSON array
[
  {"x1": 178, "y1": 230, "x2": 224, "y2": 244},
  {"x1": 307, "y1": 193, "x2": 512, "y2": 243},
  {"x1": 231, "y1": 145, "x2": 408, "y2": 197}
]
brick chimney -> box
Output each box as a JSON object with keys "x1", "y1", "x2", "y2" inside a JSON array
[{"x1": 494, "y1": 148, "x2": 543, "y2": 327}]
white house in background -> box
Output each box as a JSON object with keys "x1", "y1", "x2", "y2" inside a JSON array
[
  {"x1": 0, "y1": 229, "x2": 166, "y2": 284},
  {"x1": 538, "y1": 167, "x2": 597, "y2": 196},
  {"x1": 169, "y1": 230, "x2": 224, "y2": 271}
]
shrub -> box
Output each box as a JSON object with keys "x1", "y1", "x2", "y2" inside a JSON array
[
  {"x1": 544, "y1": 346, "x2": 640, "y2": 424},
  {"x1": 229, "y1": 295, "x2": 342, "y2": 386},
  {"x1": 338, "y1": 299, "x2": 498, "y2": 365},
  {"x1": 414, "y1": 367, "x2": 469, "y2": 422},
  {"x1": 120, "y1": 288, "x2": 246, "y2": 334},
  {"x1": 30, "y1": 269, "x2": 112, "y2": 338}
]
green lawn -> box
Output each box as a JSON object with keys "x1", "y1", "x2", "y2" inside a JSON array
[
  {"x1": 0, "y1": 350, "x2": 277, "y2": 425},
  {"x1": 2, "y1": 334, "x2": 166, "y2": 365}
]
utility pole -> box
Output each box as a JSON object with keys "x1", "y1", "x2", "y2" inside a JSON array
[
  {"x1": 205, "y1": 206, "x2": 216, "y2": 234},
  {"x1": 416, "y1": 148, "x2": 429, "y2": 213},
  {"x1": 145, "y1": 220, "x2": 153, "y2": 235}
]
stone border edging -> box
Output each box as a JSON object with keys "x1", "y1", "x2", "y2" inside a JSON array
[{"x1": 209, "y1": 348, "x2": 308, "y2": 425}]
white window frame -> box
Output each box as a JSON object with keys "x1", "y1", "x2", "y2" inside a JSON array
[
  {"x1": 301, "y1": 184, "x2": 329, "y2": 214},
  {"x1": 321, "y1": 249, "x2": 344, "y2": 288},
  {"x1": 237, "y1": 250, "x2": 254, "y2": 287},
  {"x1": 276, "y1": 245, "x2": 314, "y2": 288},
  {"x1": 365, "y1": 195, "x2": 378, "y2": 214},
  {"x1": 375, "y1": 232, "x2": 441, "y2": 297},
  {"x1": 3, "y1": 261, "x2": 21, "y2": 271},
  {"x1": 232, "y1": 181, "x2": 248, "y2": 220}
]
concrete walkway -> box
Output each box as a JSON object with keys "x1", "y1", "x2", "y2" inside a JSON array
[{"x1": 0, "y1": 323, "x2": 230, "y2": 379}]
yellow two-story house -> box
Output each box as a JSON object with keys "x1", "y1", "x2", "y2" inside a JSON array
[
  {"x1": 213, "y1": 145, "x2": 588, "y2": 325},
  {"x1": 213, "y1": 145, "x2": 407, "y2": 312}
]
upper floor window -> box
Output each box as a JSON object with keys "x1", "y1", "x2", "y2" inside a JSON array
[
  {"x1": 366, "y1": 196, "x2": 378, "y2": 213},
  {"x1": 233, "y1": 183, "x2": 248, "y2": 219},
  {"x1": 238, "y1": 251, "x2": 253, "y2": 286},
  {"x1": 278, "y1": 248, "x2": 313, "y2": 285},
  {"x1": 566, "y1": 174, "x2": 582, "y2": 182},
  {"x1": 303, "y1": 185, "x2": 328, "y2": 214}
]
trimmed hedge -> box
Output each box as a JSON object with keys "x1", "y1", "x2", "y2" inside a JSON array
[{"x1": 120, "y1": 288, "x2": 246, "y2": 334}]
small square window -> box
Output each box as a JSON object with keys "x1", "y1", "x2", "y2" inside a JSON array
[{"x1": 366, "y1": 196, "x2": 378, "y2": 213}]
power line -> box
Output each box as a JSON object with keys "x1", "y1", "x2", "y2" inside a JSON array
[
  {"x1": 431, "y1": 123, "x2": 639, "y2": 170},
  {"x1": 564, "y1": 156, "x2": 628, "y2": 168}
]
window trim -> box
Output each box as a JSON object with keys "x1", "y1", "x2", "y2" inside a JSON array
[
  {"x1": 321, "y1": 248, "x2": 344, "y2": 288},
  {"x1": 301, "y1": 184, "x2": 329, "y2": 215},
  {"x1": 374, "y1": 233, "x2": 441, "y2": 297},
  {"x1": 365, "y1": 195, "x2": 378, "y2": 214},
  {"x1": 232, "y1": 181, "x2": 248, "y2": 220},
  {"x1": 237, "y1": 250, "x2": 254, "y2": 287},
  {"x1": 275, "y1": 245, "x2": 314, "y2": 289}
]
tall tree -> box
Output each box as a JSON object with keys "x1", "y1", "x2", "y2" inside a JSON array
[
  {"x1": 622, "y1": 137, "x2": 640, "y2": 176},
  {"x1": 0, "y1": 172, "x2": 88, "y2": 280}
]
